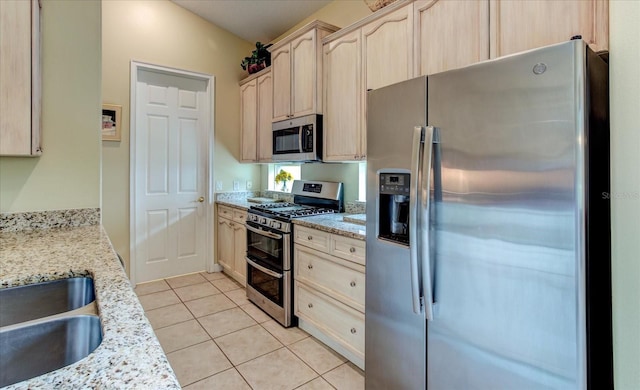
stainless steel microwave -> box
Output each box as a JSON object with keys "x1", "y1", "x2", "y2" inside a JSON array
[{"x1": 272, "y1": 114, "x2": 322, "y2": 162}]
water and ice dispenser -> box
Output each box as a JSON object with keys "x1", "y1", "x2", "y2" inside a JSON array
[{"x1": 378, "y1": 173, "x2": 410, "y2": 245}]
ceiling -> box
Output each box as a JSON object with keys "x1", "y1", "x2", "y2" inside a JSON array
[{"x1": 171, "y1": 0, "x2": 333, "y2": 43}]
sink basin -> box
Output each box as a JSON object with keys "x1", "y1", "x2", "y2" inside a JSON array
[
  {"x1": 0, "y1": 277, "x2": 95, "y2": 327},
  {"x1": 0, "y1": 315, "x2": 103, "y2": 387}
]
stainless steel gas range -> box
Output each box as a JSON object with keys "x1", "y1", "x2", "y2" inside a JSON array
[{"x1": 245, "y1": 180, "x2": 344, "y2": 327}]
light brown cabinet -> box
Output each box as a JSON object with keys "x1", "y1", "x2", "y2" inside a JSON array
[
  {"x1": 414, "y1": 0, "x2": 489, "y2": 76},
  {"x1": 239, "y1": 68, "x2": 272, "y2": 163},
  {"x1": 322, "y1": 29, "x2": 364, "y2": 161},
  {"x1": 269, "y1": 21, "x2": 339, "y2": 122},
  {"x1": 362, "y1": 4, "x2": 414, "y2": 91},
  {"x1": 0, "y1": 0, "x2": 41, "y2": 156},
  {"x1": 216, "y1": 205, "x2": 247, "y2": 286},
  {"x1": 489, "y1": 0, "x2": 608, "y2": 58},
  {"x1": 322, "y1": 2, "x2": 414, "y2": 162},
  {"x1": 294, "y1": 225, "x2": 366, "y2": 369}
]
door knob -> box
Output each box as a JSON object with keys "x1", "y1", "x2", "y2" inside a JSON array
[{"x1": 197, "y1": 196, "x2": 205, "y2": 203}]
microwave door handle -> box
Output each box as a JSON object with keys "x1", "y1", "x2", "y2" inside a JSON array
[
  {"x1": 409, "y1": 126, "x2": 424, "y2": 315},
  {"x1": 299, "y1": 127, "x2": 303, "y2": 153},
  {"x1": 421, "y1": 126, "x2": 435, "y2": 322}
]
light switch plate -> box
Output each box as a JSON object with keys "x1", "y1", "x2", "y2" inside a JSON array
[
  {"x1": 246, "y1": 181, "x2": 253, "y2": 189},
  {"x1": 215, "y1": 181, "x2": 223, "y2": 191},
  {"x1": 233, "y1": 181, "x2": 240, "y2": 191}
]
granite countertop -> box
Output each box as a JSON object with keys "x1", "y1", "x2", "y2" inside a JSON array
[
  {"x1": 216, "y1": 198, "x2": 254, "y2": 210},
  {"x1": 0, "y1": 225, "x2": 180, "y2": 389},
  {"x1": 293, "y1": 213, "x2": 366, "y2": 241}
]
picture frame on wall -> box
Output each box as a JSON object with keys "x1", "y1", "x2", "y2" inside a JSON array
[{"x1": 102, "y1": 104, "x2": 121, "y2": 141}]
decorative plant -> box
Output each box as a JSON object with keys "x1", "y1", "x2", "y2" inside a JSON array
[
  {"x1": 240, "y1": 42, "x2": 273, "y2": 73},
  {"x1": 274, "y1": 169, "x2": 293, "y2": 185}
]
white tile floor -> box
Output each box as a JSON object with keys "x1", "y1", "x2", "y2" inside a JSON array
[{"x1": 135, "y1": 272, "x2": 365, "y2": 389}]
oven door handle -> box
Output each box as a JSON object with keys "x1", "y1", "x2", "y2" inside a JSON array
[
  {"x1": 246, "y1": 224, "x2": 283, "y2": 240},
  {"x1": 246, "y1": 257, "x2": 283, "y2": 279}
]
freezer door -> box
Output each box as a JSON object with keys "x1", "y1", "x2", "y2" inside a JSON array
[
  {"x1": 365, "y1": 76, "x2": 428, "y2": 389},
  {"x1": 427, "y1": 41, "x2": 586, "y2": 389}
]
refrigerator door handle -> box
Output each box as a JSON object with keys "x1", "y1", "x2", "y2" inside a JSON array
[
  {"x1": 409, "y1": 126, "x2": 424, "y2": 315},
  {"x1": 421, "y1": 126, "x2": 436, "y2": 321}
]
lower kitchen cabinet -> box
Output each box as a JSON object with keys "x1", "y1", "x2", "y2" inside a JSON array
[
  {"x1": 293, "y1": 225, "x2": 366, "y2": 369},
  {"x1": 216, "y1": 205, "x2": 247, "y2": 286}
]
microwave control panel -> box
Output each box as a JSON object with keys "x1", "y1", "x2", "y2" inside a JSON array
[{"x1": 301, "y1": 125, "x2": 314, "y2": 152}]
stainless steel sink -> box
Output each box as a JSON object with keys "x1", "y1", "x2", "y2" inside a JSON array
[
  {"x1": 0, "y1": 277, "x2": 95, "y2": 327},
  {"x1": 0, "y1": 315, "x2": 103, "y2": 388}
]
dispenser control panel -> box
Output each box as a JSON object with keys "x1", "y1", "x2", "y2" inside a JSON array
[{"x1": 380, "y1": 173, "x2": 410, "y2": 195}]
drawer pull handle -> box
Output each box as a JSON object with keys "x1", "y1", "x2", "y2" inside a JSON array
[
  {"x1": 351, "y1": 328, "x2": 357, "y2": 334},
  {"x1": 307, "y1": 235, "x2": 313, "y2": 240},
  {"x1": 350, "y1": 281, "x2": 356, "y2": 287},
  {"x1": 308, "y1": 303, "x2": 313, "y2": 309},
  {"x1": 308, "y1": 264, "x2": 313, "y2": 270},
  {"x1": 349, "y1": 247, "x2": 356, "y2": 253}
]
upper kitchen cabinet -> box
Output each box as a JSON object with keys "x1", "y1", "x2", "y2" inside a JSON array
[
  {"x1": 239, "y1": 68, "x2": 272, "y2": 163},
  {"x1": 0, "y1": 0, "x2": 41, "y2": 156},
  {"x1": 489, "y1": 0, "x2": 608, "y2": 58},
  {"x1": 323, "y1": 29, "x2": 364, "y2": 161},
  {"x1": 269, "y1": 21, "x2": 339, "y2": 122},
  {"x1": 414, "y1": 0, "x2": 489, "y2": 76},
  {"x1": 362, "y1": 3, "x2": 413, "y2": 91}
]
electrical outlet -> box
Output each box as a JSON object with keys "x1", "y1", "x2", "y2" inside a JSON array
[
  {"x1": 215, "y1": 181, "x2": 223, "y2": 191},
  {"x1": 246, "y1": 181, "x2": 253, "y2": 190},
  {"x1": 233, "y1": 181, "x2": 240, "y2": 191}
]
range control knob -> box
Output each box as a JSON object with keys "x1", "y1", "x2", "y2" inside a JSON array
[{"x1": 260, "y1": 218, "x2": 267, "y2": 225}]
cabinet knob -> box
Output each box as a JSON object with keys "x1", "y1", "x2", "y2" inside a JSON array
[
  {"x1": 307, "y1": 235, "x2": 313, "y2": 240},
  {"x1": 308, "y1": 303, "x2": 313, "y2": 309},
  {"x1": 350, "y1": 281, "x2": 356, "y2": 287},
  {"x1": 308, "y1": 264, "x2": 313, "y2": 270},
  {"x1": 349, "y1": 247, "x2": 356, "y2": 253},
  {"x1": 351, "y1": 328, "x2": 357, "y2": 334}
]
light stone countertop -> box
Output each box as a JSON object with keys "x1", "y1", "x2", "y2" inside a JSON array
[
  {"x1": 216, "y1": 198, "x2": 254, "y2": 210},
  {"x1": 293, "y1": 213, "x2": 366, "y2": 241},
  {"x1": 0, "y1": 225, "x2": 180, "y2": 389}
]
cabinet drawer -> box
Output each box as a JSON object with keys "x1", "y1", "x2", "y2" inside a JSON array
[
  {"x1": 295, "y1": 282, "x2": 364, "y2": 358},
  {"x1": 295, "y1": 246, "x2": 365, "y2": 311},
  {"x1": 232, "y1": 209, "x2": 247, "y2": 224},
  {"x1": 331, "y1": 235, "x2": 366, "y2": 266},
  {"x1": 218, "y1": 205, "x2": 233, "y2": 219},
  {"x1": 294, "y1": 225, "x2": 330, "y2": 252}
]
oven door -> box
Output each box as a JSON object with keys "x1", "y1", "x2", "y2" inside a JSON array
[
  {"x1": 246, "y1": 257, "x2": 287, "y2": 308},
  {"x1": 245, "y1": 222, "x2": 290, "y2": 270}
]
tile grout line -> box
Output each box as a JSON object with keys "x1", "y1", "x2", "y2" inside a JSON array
[{"x1": 141, "y1": 272, "x2": 359, "y2": 389}]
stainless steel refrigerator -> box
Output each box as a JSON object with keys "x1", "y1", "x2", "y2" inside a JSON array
[{"x1": 365, "y1": 40, "x2": 612, "y2": 389}]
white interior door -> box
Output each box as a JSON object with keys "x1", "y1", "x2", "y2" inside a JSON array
[{"x1": 132, "y1": 65, "x2": 213, "y2": 283}]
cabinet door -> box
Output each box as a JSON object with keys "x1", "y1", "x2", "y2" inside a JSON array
[
  {"x1": 323, "y1": 30, "x2": 363, "y2": 162},
  {"x1": 291, "y1": 29, "x2": 317, "y2": 118},
  {"x1": 217, "y1": 217, "x2": 234, "y2": 269},
  {"x1": 233, "y1": 223, "x2": 247, "y2": 285},
  {"x1": 240, "y1": 79, "x2": 257, "y2": 162},
  {"x1": 257, "y1": 72, "x2": 273, "y2": 162},
  {"x1": 0, "y1": 0, "x2": 40, "y2": 156},
  {"x1": 362, "y1": 4, "x2": 414, "y2": 91},
  {"x1": 415, "y1": 0, "x2": 489, "y2": 76},
  {"x1": 490, "y1": 0, "x2": 608, "y2": 58},
  {"x1": 271, "y1": 46, "x2": 291, "y2": 121}
]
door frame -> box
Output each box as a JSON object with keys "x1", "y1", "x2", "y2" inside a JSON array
[{"x1": 129, "y1": 61, "x2": 216, "y2": 285}]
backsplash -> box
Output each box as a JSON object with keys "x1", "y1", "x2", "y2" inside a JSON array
[
  {"x1": 0, "y1": 208, "x2": 101, "y2": 232},
  {"x1": 345, "y1": 201, "x2": 366, "y2": 214},
  {"x1": 215, "y1": 191, "x2": 261, "y2": 202}
]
